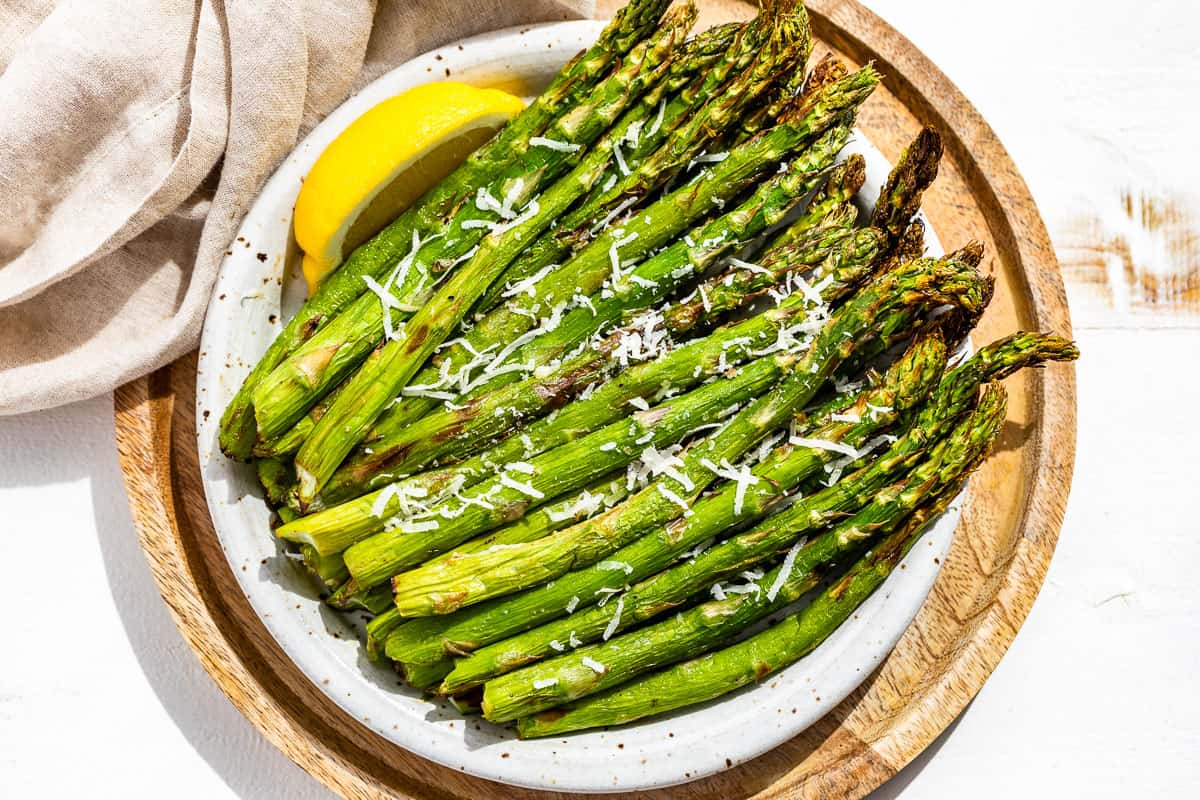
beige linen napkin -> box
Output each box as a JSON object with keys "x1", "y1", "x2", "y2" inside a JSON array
[{"x1": 0, "y1": 0, "x2": 593, "y2": 415}]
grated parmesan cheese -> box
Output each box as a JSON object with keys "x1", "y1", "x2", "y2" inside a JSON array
[
  {"x1": 766, "y1": 540, "x2": 804, "y2": 601},
  {"x1": 581, "y1": 656, "x2": 607, "y2": 674},
  {"x1": 647, "y1": 98, "x2": 666, "y2": 137},
  {"x1": 590, "y1": 196, "x2": 639, "y2": 235},
  {"x1": 529, "y1": 136, "x2": 581, "y2": 152},
  {"x1": 788, "y1": 435, "x2": 859, "y2": 458},
  {"x1": 612, "y1": 139, "x2": 630, "y2": 176},
  {"x1": 500, "y1": 262, "x2": 558, "y2": 298},
  {"x1": 700, "y1": 457, "x2": 759, "y2": 515},
  {"x1": 498, "y1": 472, "x2": 544, "y2": 499},
  {"x1": 657, "y1": 484, "x2": 693, "y2": 516},
  {"x1": 602, "y1": 595, "x2": 625, "y2": 641}
]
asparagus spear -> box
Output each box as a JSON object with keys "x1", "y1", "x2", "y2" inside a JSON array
[
  {"x1": 252, "y1": 381, "x2": 343, "y2": 458},
  {"x1": 870, "y1": 126, "x2": 943, "y2": 246},
  {"x1": 418, "y1": 330, "x2": 948, "y2": 688},
  {"x1": 255, "y1": 457, "x2": 294, "y2": 507},
  {"x1": 481, "y1": 386, "x2": 1003, "y2": 721},
  {"x1": 250, "y1": 20, "x2": 776, "y2": 460},
  {"x1": 661, "y1": 212, "x2": 876, "y2": 335},
  {"x1": 216, "y1": 0, "x2": 673, "y2": 459},
  {"x1": 389, "y1": 255, "x2": 987, "y2": 617},
  {"x1": 338, "y1": 583, "x2": 394, "y2": 615},
  {"x1": 473, "y1": 18, "x2": 767, "y2": 314},
  {"x1": 759, "y1": 152, "x2": 865, "y2": 253},
  {"x1": 339, "y1": 473, "x2": 630, "y2": 616},
  {"x1": 884, "y1": 218, "x2": 926, "y2": 267},
  {"x1": 365, "y1": 608, "x2": 404, "y2": 662},
  {"x1": 291, "y1": 23, "x2": 866, "y2": 508},
  {"x1": 731, "y1": 51, "x2": 847, "y2": 147},
  {"x1": 298, "y1": 543, "x2": 348, "y2": 589},
  {"x1": 336, "y1": 349, "x2": 802, "y2": 590},
  {"x1": 327, "y1": 161, "x2": 874, "y2": 489},
  {"x1": 400, "y1": 329, "x2": 1077, "y2": 682},
  {"x1": 313, "y1": 117, "x2": 865, "y2": 506},
  {"x1": 513, "y1": 394, "x2": 1005, "y2": 738},
  {"x1": 350, "y1": 38, "x2": 855, "y2": 461},
  {"x1": 318, "y1": 195, "x2": 875, "y2": 511},
  {"x1": 838, "y1": 240, "x2": 991, "y2": 379},
  {"x1": 254, "y1": 6, "x2": 697, "y2": 454}
]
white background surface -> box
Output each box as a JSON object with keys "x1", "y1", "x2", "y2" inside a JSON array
[{"x1": 2, "y1": 1, "x2": 1197, "y2": 796}]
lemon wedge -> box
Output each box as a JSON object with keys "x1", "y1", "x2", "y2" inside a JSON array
[{"x1": 294, "y1": 82, "x2": 525, "y2": 292}]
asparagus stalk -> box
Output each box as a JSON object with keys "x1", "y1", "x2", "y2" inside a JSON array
[
  {"x1": 337, "y1": 473, "x2": 630, "y2": 612},
  {"x1": 473, "y1": 18, "x2": 767, "y2": 314},
  {"x1": 338, "y1": 583, "x2": 394, "y2": 615},
  {"x1": 336, "y1": 349, "x2": 802, "y2": 590},
  {"x1": 870, "y1": 126, "x2": 943, "y2": 246},
  {"x1": 732, "y1": 50, "x2": 847, "y2": 146},
  {"x1": 363, "y1": 472, "x2": 631, "y2": 659},
  {"x1": 254, "y1": 6, "x2": 697, "y2": 454},
  {"x1": 316, "y1": 119, "x2": 867, "y2": 507},
  {"x1": 401, "y1": 330, "x2": 1076, "y2": 681},
  {"x1": 255, "y1": 457, "x2": 294, "y2": 507},
  {"x1": 299, "y1": 543, "x2": 348, "y2": 589},
  {"x1": 399, "y1": 329, "x2": 1077, "y2": 685},
  {"x1": 354, "y1": 41, "x2": 857, "y2": 460},
  {"x1": 252, "y1": 21, "x2": 774, "y2": 460},
  {"x1": 513, "y1": 395, "x2": 1005, "y2": 738},
  {"x1": 661, "y1": 211, "x2": 876, "y2": 335},
  {"x1": 319, "y1": 196, "x2": 877, "y2": 511},
  {"x1": 448, "y1": 690, "x2": 484, "y2": 716},
  {"x1": 760, "y1": 152, "x2": 865, "y2": 253},
  {"x1": 329, "y1": 158, "x2": 873, "y2": 488},
  {"x1": 274, "y1": 464, "x2": 471, "y2": 557},
  {"x1": 216, "y1": 0, "x2": 673, "y2": 459},
  {"x1": 423, "y1": 330, "x2": 949, "y2": 690},
  {"x1": 838, "y1": 240, "x2": 991, "y2": 379},
  {"x1": 365, "y1": 608, "x2": 404, "y2": 662},
  {"x1": 482, "y1": 386, "x2": 1004, "y2": 721},
  {"x1": 389, "y1": 255, "x2": 987, "y2": 617},
  {"x1": 884, "y1": 218, "x2": 926, "y2": 268},
  {"x1": 252, "y1": 381, "x2": 342, "y2": 458}
]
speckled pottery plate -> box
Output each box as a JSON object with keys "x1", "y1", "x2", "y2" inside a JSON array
[{"x1": 195, "y1": 20, "x2": 957, "y2": 794}]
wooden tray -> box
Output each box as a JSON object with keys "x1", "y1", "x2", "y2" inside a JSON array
[{"x1": 114, "y1": 1, "x2": 1077, "y2": 797}]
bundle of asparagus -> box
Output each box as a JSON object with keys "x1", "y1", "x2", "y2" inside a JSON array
[{"x1": 219, "y1": 0, "x2": 1078, "y2": 737}]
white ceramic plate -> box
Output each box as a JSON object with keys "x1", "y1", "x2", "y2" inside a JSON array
[{"x1": 195, "y1": 21, "x2": 958, "y2": 794}]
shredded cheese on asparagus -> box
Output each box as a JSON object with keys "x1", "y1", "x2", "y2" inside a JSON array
[{"x1": 529, "y1": 136, "x2": 580, "y2": 152}]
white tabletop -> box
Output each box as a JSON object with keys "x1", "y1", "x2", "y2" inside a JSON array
[{"x1": 2, "y1": 1, "x2": 1197, "y2": 796}]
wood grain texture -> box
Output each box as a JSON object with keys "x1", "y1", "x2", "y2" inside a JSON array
[{"x1": 113, "y1": 2, "x2": 1077, "y2": 797}]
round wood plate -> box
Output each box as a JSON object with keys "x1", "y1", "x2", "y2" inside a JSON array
[{"x1": 113, "y1": 1, "x2": 1077, "y2": 797}]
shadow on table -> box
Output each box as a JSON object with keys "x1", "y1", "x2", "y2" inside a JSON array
[{"x1": 89, "y1": 408, "x2": 334, "y2": 800}]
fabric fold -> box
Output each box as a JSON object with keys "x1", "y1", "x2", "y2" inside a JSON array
[{"x1": 0, "y1": 0, "x2": 592, "y2": 414}]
